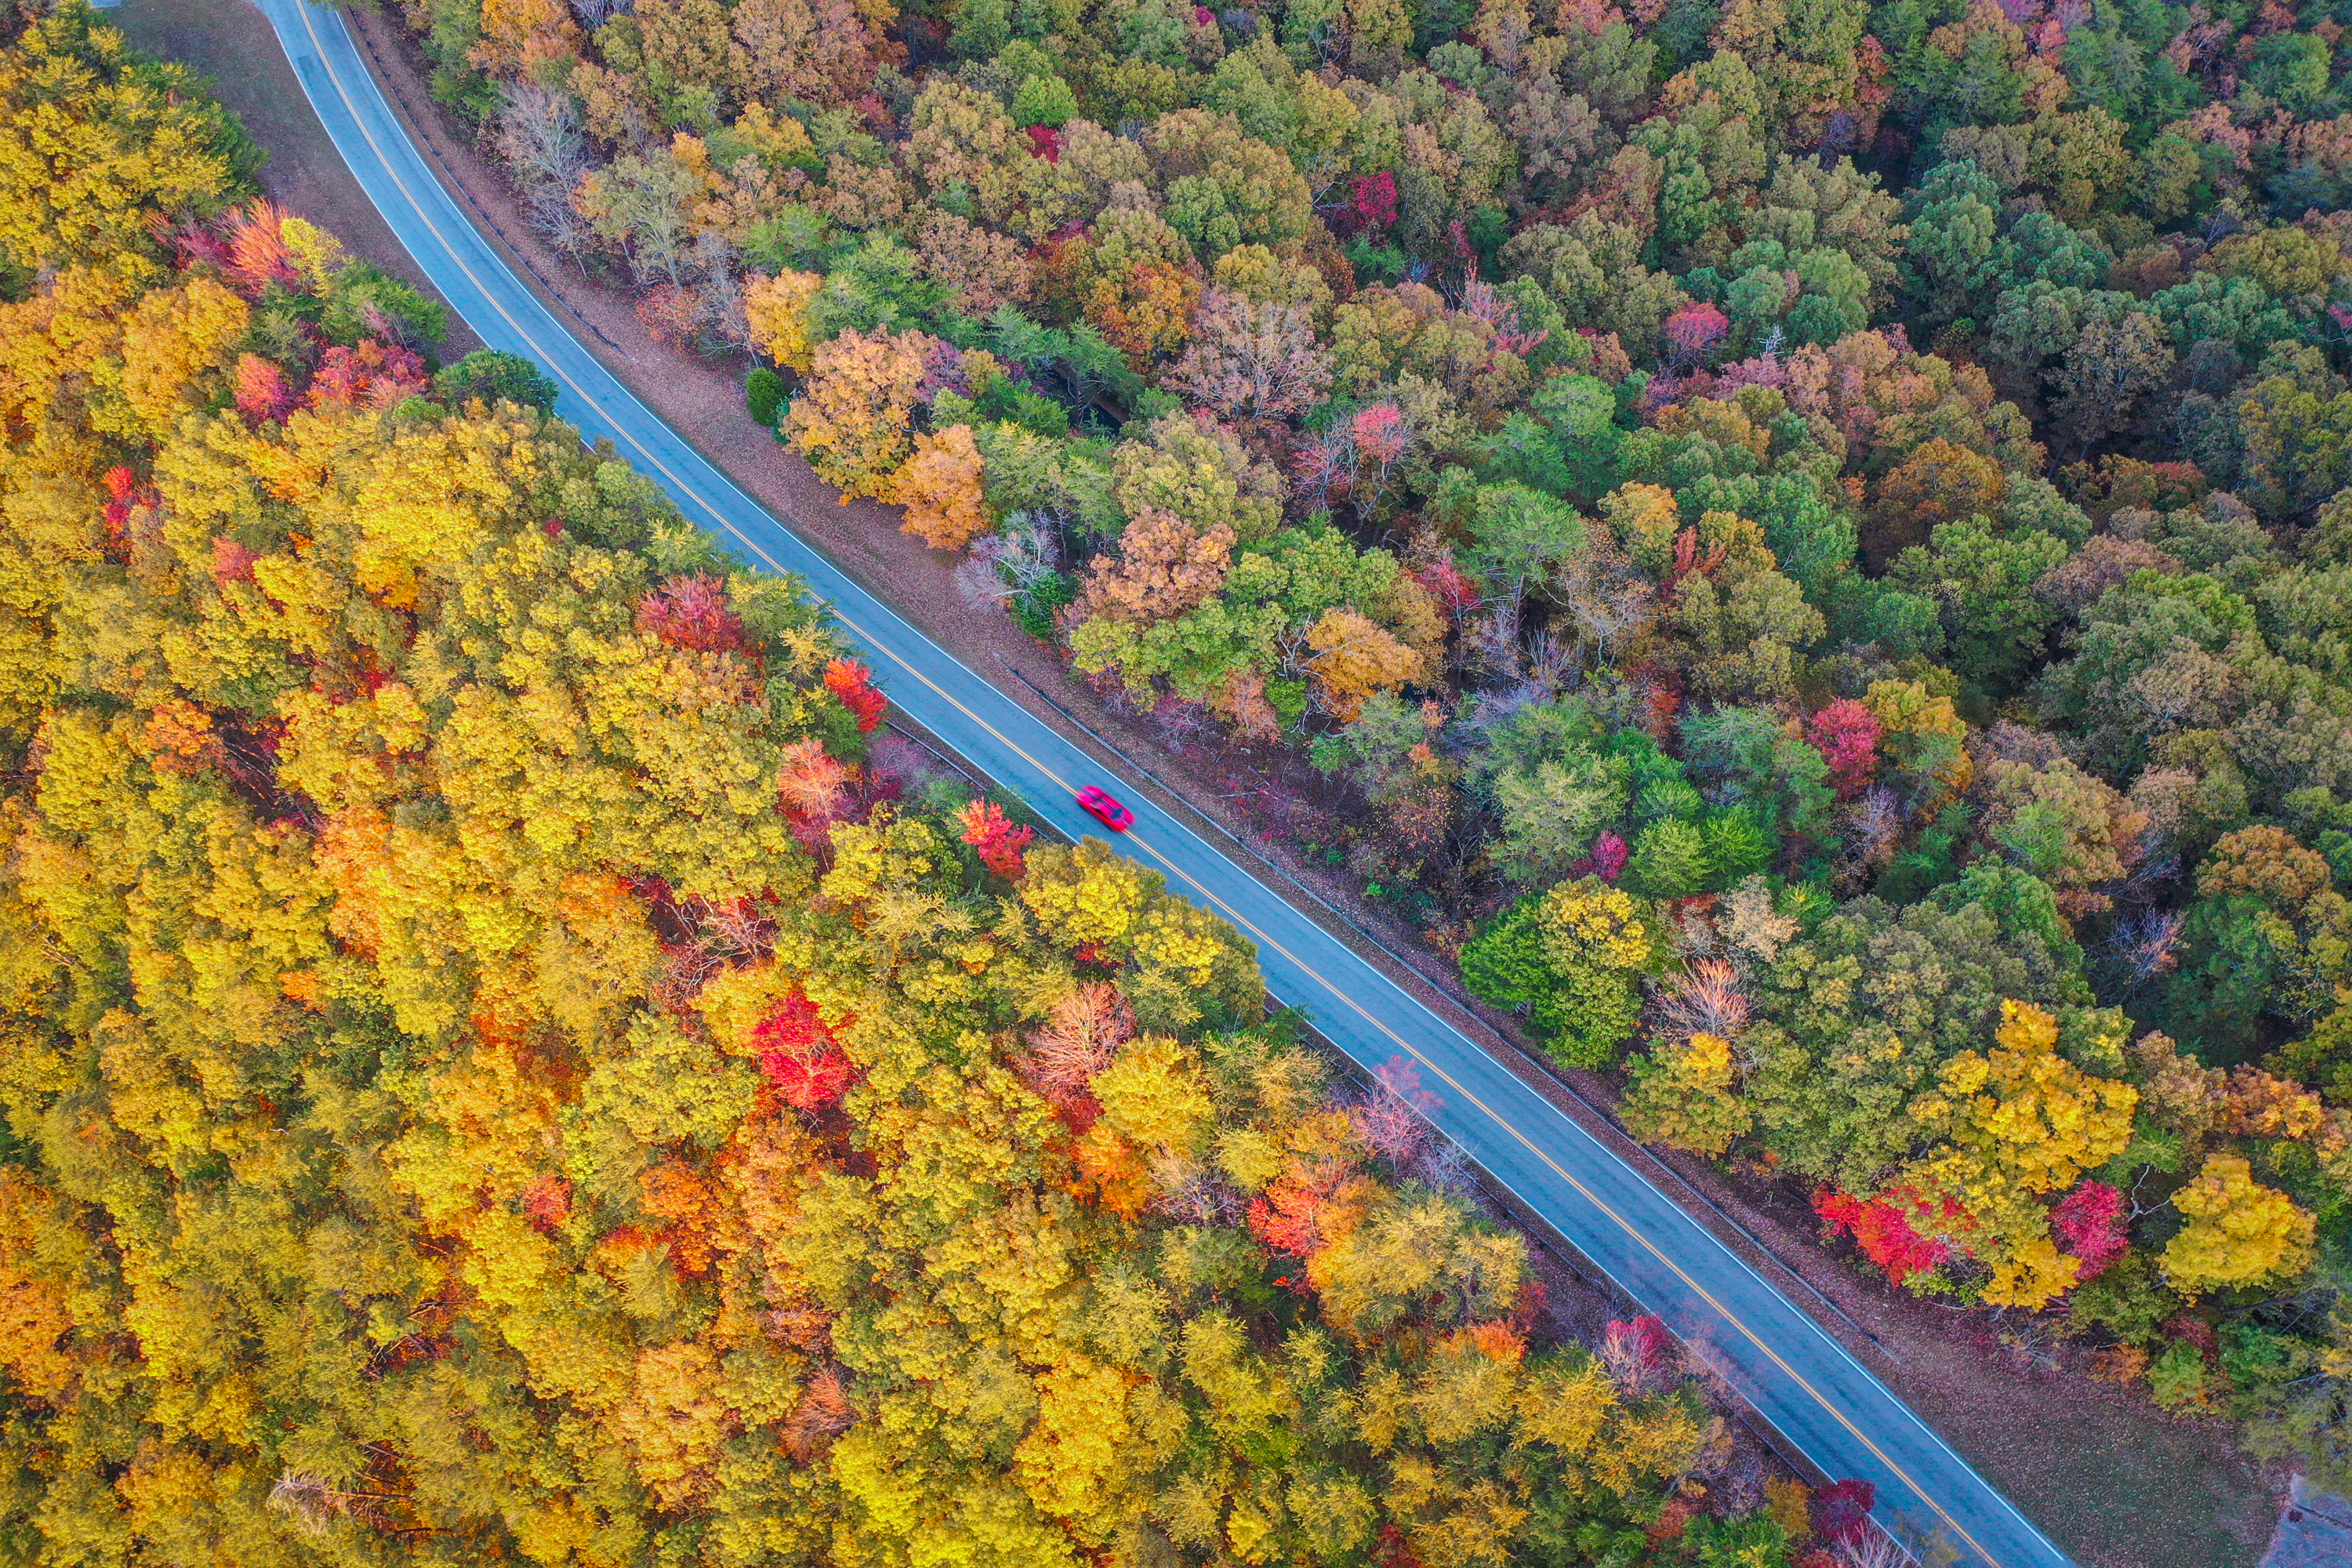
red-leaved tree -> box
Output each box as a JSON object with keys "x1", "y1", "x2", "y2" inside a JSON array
[
  {"x1": 1661, "y1": 303, "x2": 1730, "y2": 368},
  {"x1": 2050, "y1": 1181, "x2": 2129, "y2": 1279},
  {"x1": 234, "y1": 354, "x2": 296, "y2": 424},
  {"x1": 100, "y1": 466, "x2": 154, "y2": 555},
  {"x1": 1247, "y1": 1181, "x2": 1327, "y2": 1264},
  {"x1": 753, "y1": 990, "x2": 862, "y2": 1109},
  {"x1": 776, "y1": 737, "x2": 852, "y2": 829},
  {"x1": 1805, "y1": 699, "x2": 1881, "y2": 800},
  {"x1": 517, "y1": 1171, "x2": 572, "y2": 1232},
  {"x1": 958, "y1": 799, "x2": 1035, "y2": 880},
  {"x1": 224, "y1": 199, "x2": 301, "y2": 296},
  {"x1": 1813, "y1": 1189, "x2": 1955, "y2": 1287},
  {"x1": 309, "y1": 339, "x2": 430, "y2": 411},
  {"x1": 212, "y1": 536, "x2": 258, "y2": 585},
  {"x1": 1351, "y1": 403, "x2": 1410, "y2": 514},
  {"x1": 1810, "y1": 1478, "x2": 1877, "y2": 1545},
  {"x1": 1601, "y1": 1314, "x2": 1675, "y2": 1396},
  {"x1": 1590, "y1": 830, "x2": 1629, "y2": 883},
  {"x1": 636, "y1": 573, "x2": 748, "y2": 653},
  {"x1": 824, "y1": 659, "x2": 886, "y2": 733},
  {"x1": 1414, "y1": 557, "x2": 1480, "y2": 624}
]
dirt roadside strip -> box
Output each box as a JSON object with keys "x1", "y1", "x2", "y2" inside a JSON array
[{"x1": 129, "y1": 2, "x2": 2281, "y2": 1560}]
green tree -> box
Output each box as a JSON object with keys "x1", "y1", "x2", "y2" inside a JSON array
[{"x1": 434, "y1": 347, "x2": 559, "y2": 412}]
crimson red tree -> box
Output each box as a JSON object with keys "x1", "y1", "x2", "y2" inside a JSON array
[
  {"x1": 958, "y1": 799, "x2": 1035, "y2": 879},
  {"x1": 824, "y1": 659, "x2": 887, "y2": 733},
  {"x1": 753, "y1": 991, "x2": 862, "y2": 1109}
]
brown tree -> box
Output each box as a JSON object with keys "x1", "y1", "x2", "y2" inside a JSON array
[
  {"x1": 1163, "y1": 289, "x2": 1334, "y2": 425},
  {"x1": 1079, "y1": 508, "x2": 1238, "y2": 624},
  {"x1": 1864, "y1": 437, "x2": 2008, "y2": 571}
]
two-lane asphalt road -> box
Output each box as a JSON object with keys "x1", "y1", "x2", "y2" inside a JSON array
[{"x1": 256, "y1": 4, "x2": 2077, "y2": 1560}]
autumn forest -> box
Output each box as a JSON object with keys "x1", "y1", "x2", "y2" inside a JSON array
[{"x1": 10, "y1": 0, "x2": 2352, "y2": 1555}]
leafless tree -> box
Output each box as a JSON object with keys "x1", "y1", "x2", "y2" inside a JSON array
[
  {"x1": 693, "y1": 232, "x2": 755, "y2": 354},
  {"x1": 1833, "y1": 785, "x2": 1903, "y2": 893},
  {"x1": 495, "y1": 82, "x2": 593, "y2": 267},
  {"x1": 1149, "y1": 1152, "x2": 1243, "y2": 1223},
  {"x1": 1550, "y1": 532, "x2": 1654, "y2": 670},
  {"x1": 1651, "y1": 957, "x2": 1751, "y2": 1040},
  {"x1": 2108, "y1": 908, "x2": 2184, "y2": 989},
  {"x1": 1150, "y1": 697, "x2": 1211, "y2": 750},
  {"x1": 1523, "y1": 626, "x2": 1577, "y2": 694},
  {"x1": 1410, "y1": 1135, "x2": 1476, "y2": 1197},
  {"x1": 1462, "y1": 602, "x2": 1523, "y2": 684},
  {"x1": 1163, "y1": 292, "x2": 1334, "y2": 424},
  {"x1": 268, "y1": 1472, "x2": 402, "y2": 1535},
  {"x1": 1348, "y1": 1085, "x2": 1428, "y2": 1167},
  {"x1": 1833, "y1": 1529, "x2": 1922, "y2": 1568},
  {"x1": 1024, "y1": 982, "x2": 1135, "y2": 1090},
  {"x1": 695, "y1": 896, "x2": 777, "y2": 961}
]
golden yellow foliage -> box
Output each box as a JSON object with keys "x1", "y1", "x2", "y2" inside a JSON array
[
  {"x1": 1094, "y1": 1035, "x2": 1214, "y2": 1152},
  {"x1": 783, "y1": 326, "x2": 929, "y2": 498},
  {"x1": 1864, "y1": 677, "x2": 1974, "y2": 808},
  {"x1": 2162, "y1": 1153, "x2": 2316, "y2": 1295},
  {"x1": 104, "y1": 275, "x2": 247, "y2": 440},
  {"x1": 1979, "y1": 1230, "x2": 2081, "y2": 1310},
  {"x1": 1305, "y1": 607, "x2": 1422, "y2": 722},
  {"x1": 610, "y1": 1341, "x2": 739, "y2": 1510},
  {"x1": 745, "y1": 268, "x2": 823, "y2": 374},
  {"x1": 1012, "y1": 1359, "x2": 1141, "y2": 1536},
  {"x1": 1598, "y1": 481, "x2": 1683, "y2": 576},
  {"x1": 1915, "y1": 1000, "x2": 2139, "y2": 1200},
  {"x1": 472, "y1": 0, "x2": 583, "y2": 72},
  {"x1": 1511, "y1": 1356, "x2": 1618, "y2": 1455},
  {"x1": 0, "y1": 1171, "x2": 79, "y2": 1400},
  {"x1": 1531, "y1": 877, "x2": 1654, "y2": 971},
  {"x1": 0, "y1": 9, "x2": 249, "y2": 275},
  {"x1": 1621, "y1": 1031, "x2": 1751, "y2": 1156},
  {"x1": 1020, "y1": 839, "x2": 1153, "y2": 946}
]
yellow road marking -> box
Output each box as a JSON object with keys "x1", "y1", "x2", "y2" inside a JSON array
[{"x1": 292, "y1": 9, "x2": 2023, "y2": 1559}]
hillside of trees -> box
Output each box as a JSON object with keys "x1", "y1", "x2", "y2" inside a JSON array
[
  {"x1": 405, "y1": 0, "x2": 2352, "y2": 1487},
  {"x1": 0, "y1": 8, "x2": 1893, "y2": 1566}
]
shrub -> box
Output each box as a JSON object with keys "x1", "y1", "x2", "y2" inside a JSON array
[{"x1": 746, "y1": 366, "x2": 786, "y2": 426}]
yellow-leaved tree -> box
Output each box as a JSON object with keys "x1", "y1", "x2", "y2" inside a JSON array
[
  {"x1": 782, "y1": 325, "x2": 930, "y2": 499},
  {"x1": 0, "y1": 3, "x2": 254, "y2": 276},
  {"x1": 744, "y1": 267, "x2": 822, "y2": 373},
  {"x1": 2163, "y1": 1153, "x2": 2316, "y2": 1295},
  {"x1": 1623, "y1": 1032, "x2": 1751, "y2": 1156},
  {"x1": 1304, "y1": 606, "x2": 1421, "y2": 721},
  {"x1": 1907, "y1": 1000, "x2": 2139, "y2": 1308}
]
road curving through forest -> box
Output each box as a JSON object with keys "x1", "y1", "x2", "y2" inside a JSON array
[{"x1": 256, "y1": 3, "x2": 2082, "y2": 1560}]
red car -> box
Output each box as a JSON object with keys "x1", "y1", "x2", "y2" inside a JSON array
[{"x1": 1076, "y1": 786, "x2": 1135, "y2": 832}]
